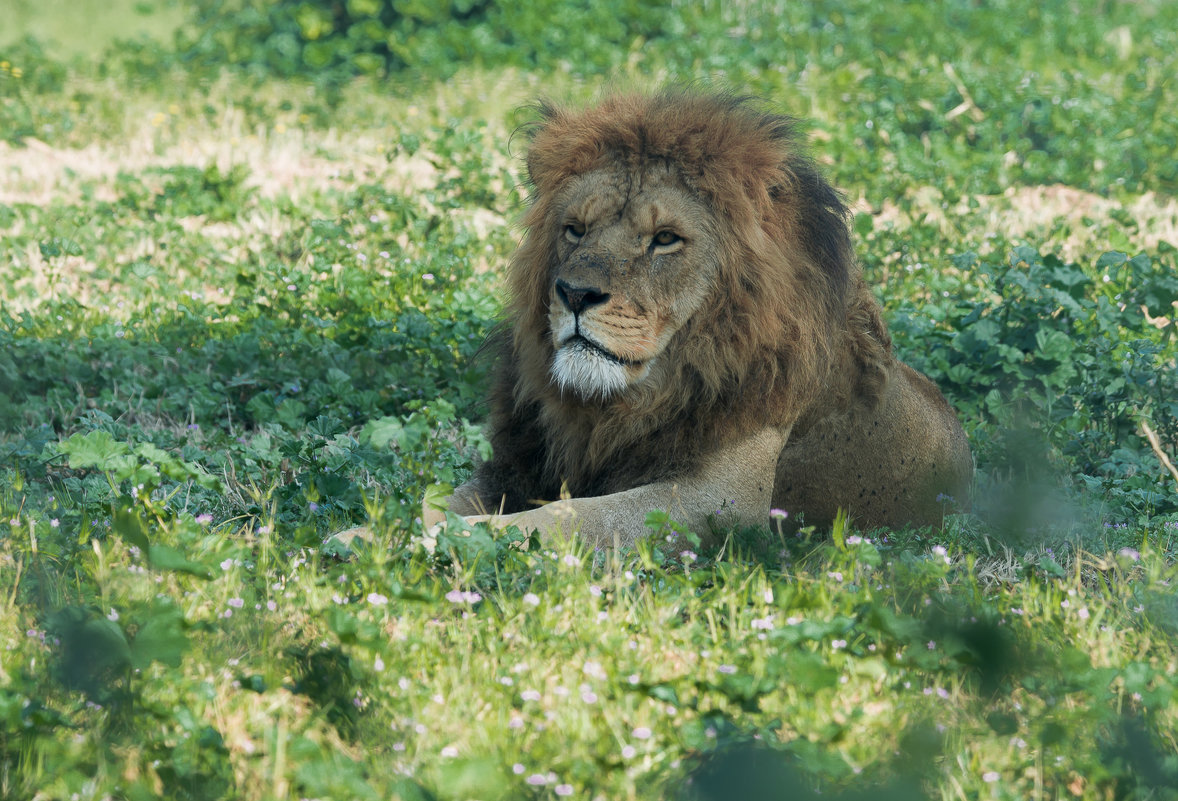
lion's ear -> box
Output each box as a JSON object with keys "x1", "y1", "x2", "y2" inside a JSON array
[{"x1": 521, "y1": 100, "x2": 564, "y2": 190}]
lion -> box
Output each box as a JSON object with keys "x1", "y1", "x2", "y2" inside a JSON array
[{"x1": 425, "y1": 89, "x2": 973, "y2": 549}]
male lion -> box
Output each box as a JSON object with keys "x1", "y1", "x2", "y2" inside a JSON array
[{"x1": 427, "y1": 90, "x2": 972, "y2": 548}]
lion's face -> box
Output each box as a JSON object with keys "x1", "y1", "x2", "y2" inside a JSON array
[{"x1": 546, "y1": 162, "x2": 721, "y2": 399}]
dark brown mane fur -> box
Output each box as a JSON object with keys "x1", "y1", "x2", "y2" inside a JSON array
[{"x1": 483, "y1": 90, "x2": 875, "y2": 509}]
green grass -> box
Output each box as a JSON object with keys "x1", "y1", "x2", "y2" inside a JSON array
[
  {"x1": 2, "y1": 1, "x2": 1178, "y2": 799},
  {"x1": 0, "y1": 0, "x2": 185, "y2": 56}
]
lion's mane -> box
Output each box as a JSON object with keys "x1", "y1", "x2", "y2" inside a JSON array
[{"x1": 483, "y1": 90, "x2": 881, "y2": 509}]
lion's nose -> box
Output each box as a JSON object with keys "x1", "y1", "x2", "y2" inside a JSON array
[{"x1": 555, "y1": 279, "x2": 610, "y2": 314}]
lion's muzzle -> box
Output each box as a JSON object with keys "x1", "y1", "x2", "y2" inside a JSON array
[{"x1": 554, "y1": 278, "x2": 610, "y2": 315}]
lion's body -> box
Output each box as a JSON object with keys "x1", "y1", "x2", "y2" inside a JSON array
[{"x1": 439, "y1": 90, "x2": 972, "y2": 544}]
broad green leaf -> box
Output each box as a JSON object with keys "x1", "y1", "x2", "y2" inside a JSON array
[
  {"x1": 130, "y1": 603, "x2": 189, "y2": 669},
  {"x1": 59, "y1": 430, "x2": 131, "y2": 472},
  {"x1": 148, "y1": 544, "x2": 212, "y2": 579}
]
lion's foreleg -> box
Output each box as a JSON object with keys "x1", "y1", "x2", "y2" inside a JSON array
[{"x1": 447, "y1": 426, "x2": 790, "y2": 551}]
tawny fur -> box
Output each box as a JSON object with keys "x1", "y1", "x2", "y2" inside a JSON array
[{"x1": 442, "y1": 89, "x2": 972, "y2": 538}]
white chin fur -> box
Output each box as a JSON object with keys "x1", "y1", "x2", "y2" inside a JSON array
[{"x1": 551, "y1": 343, "x2": 630, "y2": 399}]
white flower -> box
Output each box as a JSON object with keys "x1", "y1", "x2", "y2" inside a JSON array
[{"x1": 583, "y1": 661, "x2": 607, "y2": 681}]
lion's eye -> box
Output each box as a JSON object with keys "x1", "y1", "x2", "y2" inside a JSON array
[
  {"x1": 652, "y1": 230, "x2": 681, "y2": 248},
  {"x1": 565, "y1": 222, "x2": 586, "y2": 242}
]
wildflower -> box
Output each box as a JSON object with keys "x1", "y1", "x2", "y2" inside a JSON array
[
  {"x1": 523, "y1": 592, "x2": 540, "y2": 606},
  {"x1": 441, "y1": 746, "x2": 458, "y2": 758},
  {"x1": 1118, "y1": 547, "x2": 1141, "y2": 561},
  {"x1": 769, "y1": 508, "x2": 788, "y2": 520},
  {"x1": 521, "y1": 690, "x2": 541, "y2": 702},
  {"x1": 831, "y1": 639, "x2": 847, "y2": 650},
  {"x1": 107, "y1": 609, "x2": 119, "y2": 622},
  {"x1": 827, "y1": 571, "x2": 844, "y2": 582},
  {"x1": 228, "y1": 598, "x2": 244, "y2": 609},
  {"x1": 513, "y1": 763, "x2": 525, "y2": 774},
  {"x1": 196, "y1": 513, "x2": 213, "y2": 525},
  {"x1": 1077, "y1": 607, "x2": 1090, "y2": 620},
  {"x1": 633, "y1": 727, "x2": 653, "y2": 739},
  {"x1": 583, "y1": 661, "x2": 607, "y2": 680},
  {"x1": 367, "y1": 593, "x2": 389, "y2": 606},
  {"x1": 555, "y1": 785, "x2": 574, "y2": 796},
  {"x1": 927, "y1": 641, "x2": 936, "y2": 650},
  {"x1": 717, "y1": 664, "x2": 737, "y2": 675},
  {"x1": 562, "y1": 554, "x2": 581, "y2": 567},
  {"x1": 750, "y1": 615, "x2": 775, "y2": 631},
  {"x1": 526, "y1": 774, "x2": 547, "y2": 786},
  {"x1": 680, "y1": 550, "x2": 697, "y2": 563},
  {"x1": 589, "y1": 585, "x2": 603, "y2": 597},
  {"x1": 983, "y1": 771, "x2": 1000, "y2": 783},
  {"x1": 621, "y1": 745, "x2": 637, "y2": 759},
  {"x1": 50, "y1": 518, "x2": 59, "y2": 528},
  {"x1": 374, "y1": 656, "x2": 385, "y2": 672}
]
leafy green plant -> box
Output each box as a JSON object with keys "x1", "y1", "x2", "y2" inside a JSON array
[{"x1": 174, "y1": 0, "x2": 666, "y2": 87}]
